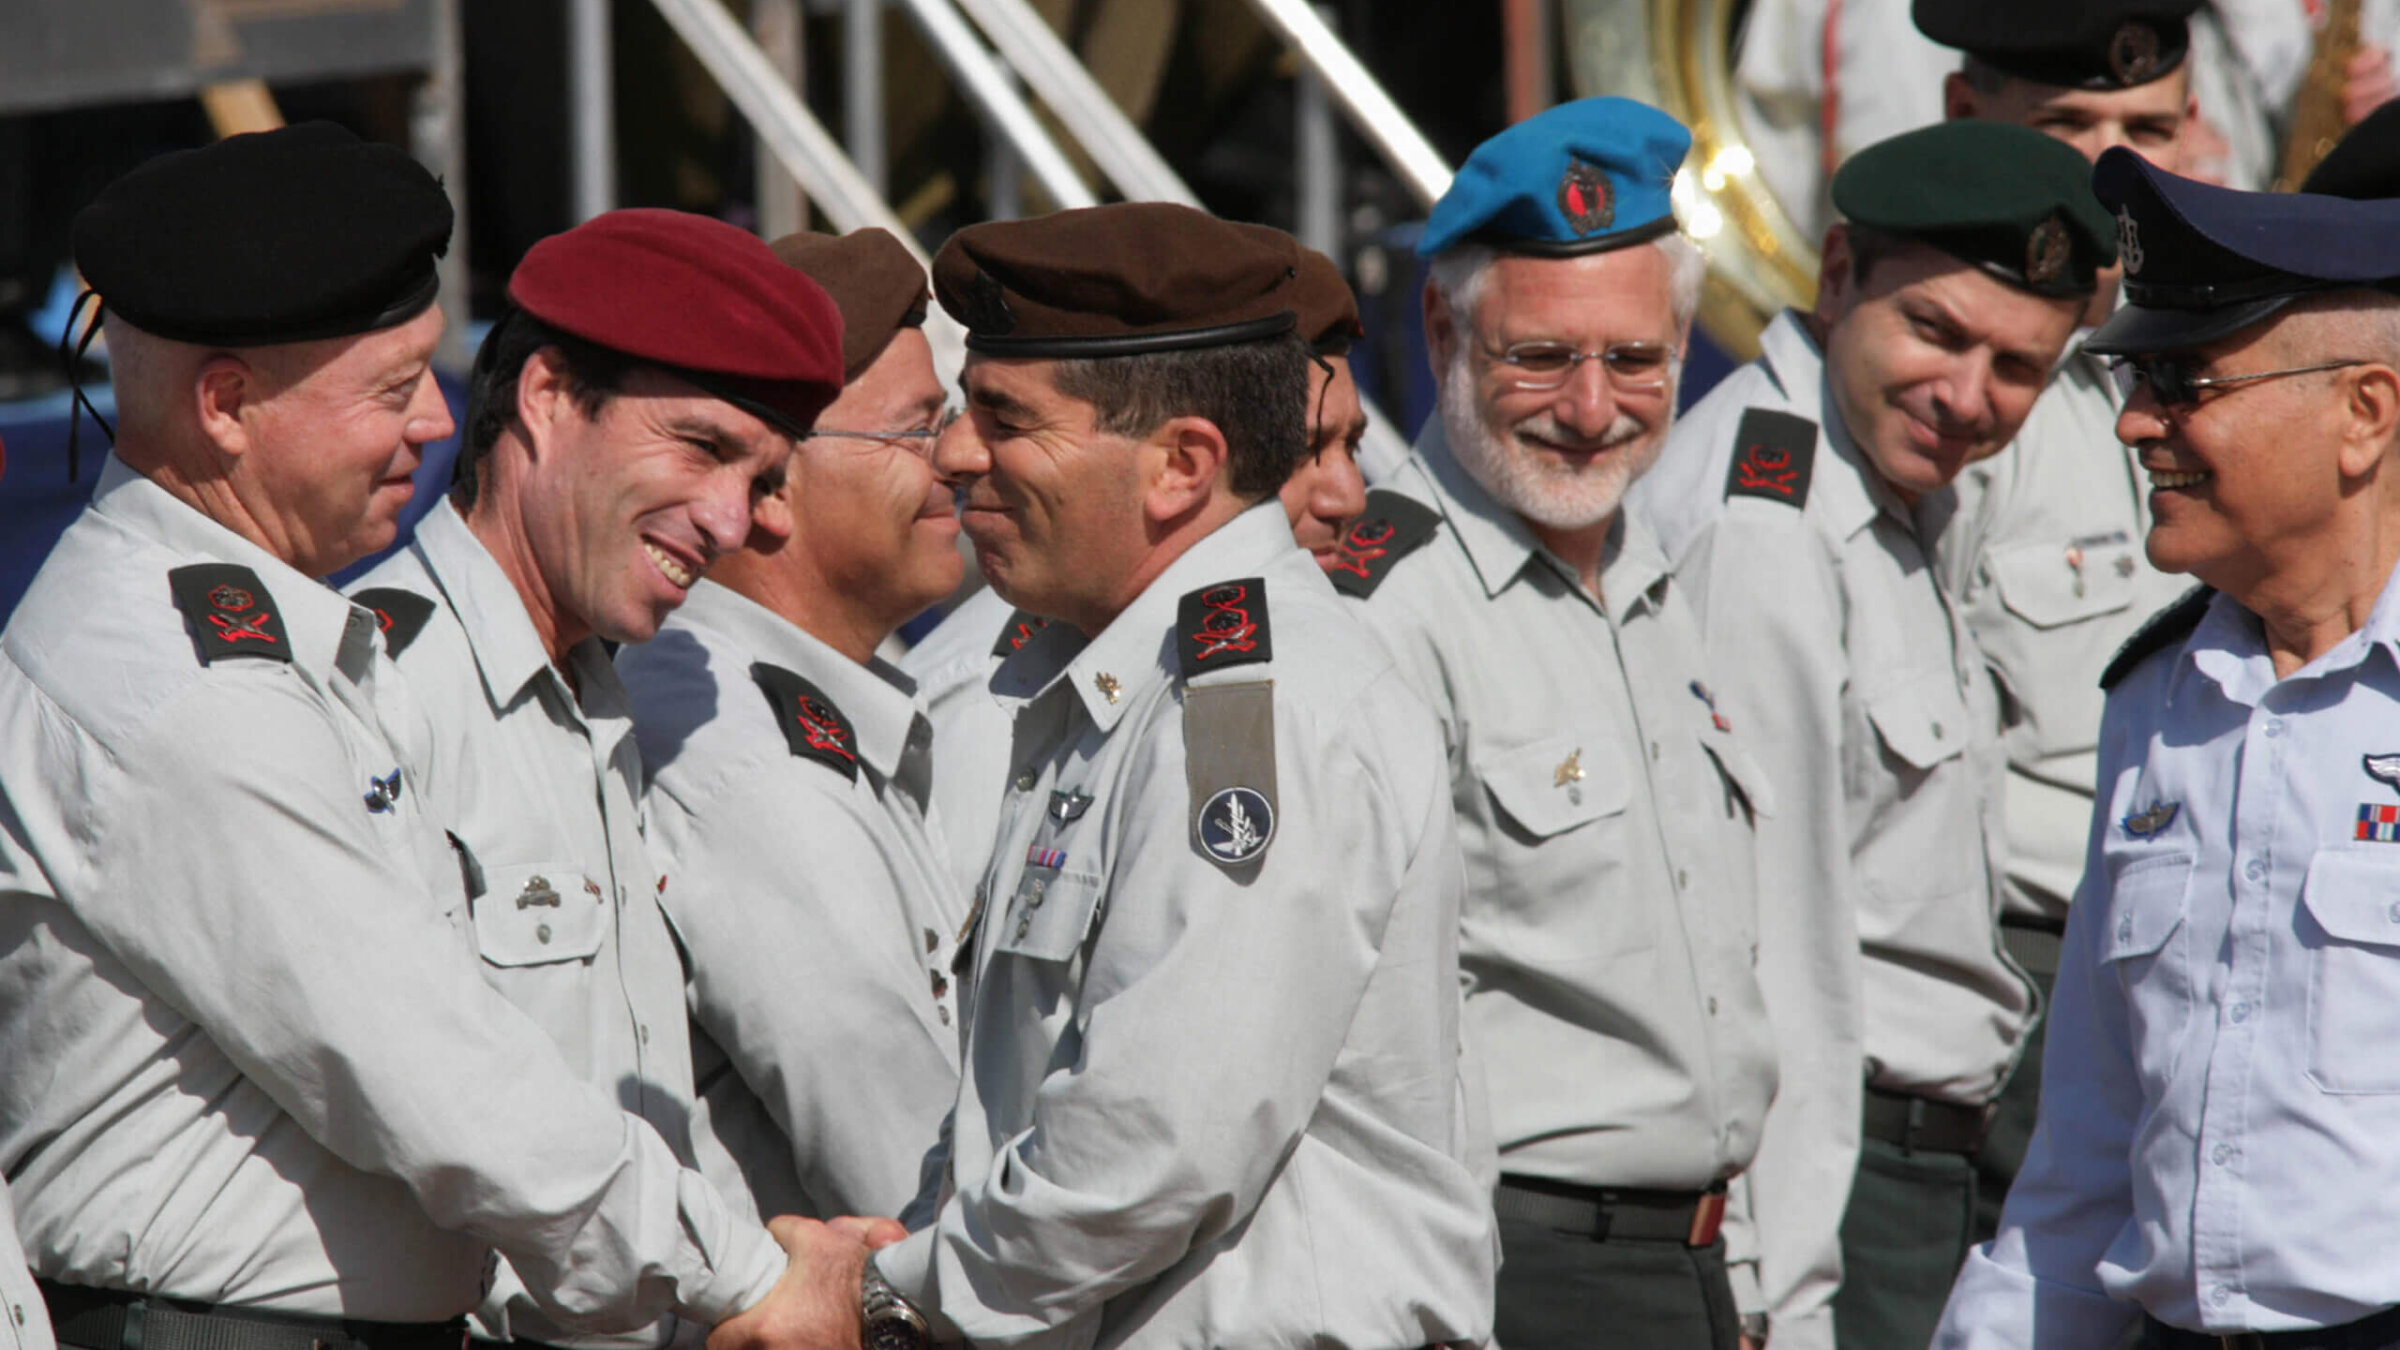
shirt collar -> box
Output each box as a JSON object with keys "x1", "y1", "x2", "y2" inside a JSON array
[
  {"x1": 670, "y1": 579, "x2": 926, "y2": 783},
  {"x1": 1410, "y1": 418, "x2": 1670, "y2": 616},
  {"x1": 2183, "y1": 564, "x2": 2400, "y2": 706},
  {"x1": 88, "y1": 453, "x2": 376, "y2": 680},
  {"x1": 1760, "y1": 309, "x2": 1902, "y2": 543},
  {"x1": 996, "y1": 501, "x2": 1304, "y2": 732},
  {"x1": 411, "y1": 499, "x2": 620, "y2": 725}
]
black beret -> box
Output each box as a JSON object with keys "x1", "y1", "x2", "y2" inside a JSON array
[
  {"x1": 933, "y1": 203, "x2": 1299, "y2": 358},
  {"x1": 770, "y1": 228, "x2": 932, "y2": 379},
  {"x1": 1834, "y1": 121, "x2": 2117, "y2": 298},
  {"x1": 1915, "y1": 0, "x2": 2199, "y2": 90},
  {"x1": 74, "y1": 121, "x2": 452, "y2": 346},
  {"x1": 2300, "y1": 100, "x2": 2400, "y2": 200}
]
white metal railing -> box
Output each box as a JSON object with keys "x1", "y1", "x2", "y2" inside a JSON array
[
  {"x1": 949, "y1": 0, "x2": 1201, "y2": 207},
  {"x1": 1243, "y1": 0, "x2": 1452, "y2": 210}
]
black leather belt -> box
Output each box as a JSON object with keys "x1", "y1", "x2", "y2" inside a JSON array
[
  {"x1": 2145, "y1": 1304, "x2": 2400, "y2": 1350},
  {"x1": 41, "y1": 1280, "x2": 468, "y2": 1350},
  {"x1": 2001, "y1": 912, "x2": 2068, "y2": 974},
  {"x1": 1861, "y1": 1086, "x2": 1991, "y2": 1156},
  {"x1": 1494, "y1": 1175, "x2": 1728, "y2": 1246}
]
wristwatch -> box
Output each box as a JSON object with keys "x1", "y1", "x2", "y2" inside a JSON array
[
  {"x1": 860, "y1": 1256, "x2": 931, "y2": 1350},
  {"x1": 1738, "y1": 1311, "x2": 1771, "y2": 1344}
]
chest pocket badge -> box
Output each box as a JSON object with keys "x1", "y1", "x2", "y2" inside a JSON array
[
  {"x1": 994, "y1": 845, "x2": 1104, "y2": 963},
  {"x1": 1865, "y1": 672, "x2": 1971, "y2": 773},
  {"x1": 1480, "y1": 734, "x2": 1630, "y2": 838},
  {"x1": 1990, "y1": 536, "x2": 2138, "y2": 629},
  {"x1": 472, "y1": 863, "x2": 608, "y2": 966}
]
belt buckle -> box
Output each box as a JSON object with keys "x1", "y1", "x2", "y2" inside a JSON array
[{"x1": 1686, "y1": 1190, "x2": 1727, "y2": 1247}]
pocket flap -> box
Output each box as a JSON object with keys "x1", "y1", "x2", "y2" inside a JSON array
[
  {"x1": 1478, "y1": 735, "x2": 1630, "y2": 839},
  {"x1": 2302, "y1": 847, "x2": 2400, "y2": 948},
  {"x1": 994, "y1": 869, "x2": 1105, "y2": 963},
  {"x1": 1703, "y1": 741, "x2": 1778, "y2": 820},
  {"x1": 2101, "y1": 853, "x2": 2192, "y2": 962},
  {"x1": 1990, "y1": 537, "x2": 2139, "y2": 630},
  {"x1": 1865, "y1": 673, "x2": 1972, "y2": 771},
  {"x1": 474, "y1": 863, "x2": 608, "y2": 967}
]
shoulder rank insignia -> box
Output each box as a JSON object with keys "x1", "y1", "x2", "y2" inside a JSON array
[
  {"x1": 168, "y1": 563, "x2": 293, "y2": 666},
  {"x1": 751, "y1": 662, "x2": 860, "y2": 782},
  {"x1": 2100, "y1": 585, "x2": 2214, "y2": 691},
  {"x1": 350, "y1": 587, "x2": 438, "y2": 658},
  {"x1": 1177, "y1": 578, "x2": 1272, "y2": 677},
  {"x1": 990, "y1": 608, "x2": 1053, "y2": 659},
  {"x1": 1326, "y1": 490, "x2": 1442, "y2": 599},
  {"x1": 1722, "y1": 407, "x2": 1818, "y2": 508}
]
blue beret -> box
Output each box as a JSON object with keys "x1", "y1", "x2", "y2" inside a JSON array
[
  {"x1": 1418, "y1": 97, "x2": 1690, "y2": 260},
  {"x1": 2087, "y1": 147, "x2": 2400, "y2": 355}
]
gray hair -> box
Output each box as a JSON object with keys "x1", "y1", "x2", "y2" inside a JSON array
[{"x1": 1426, "y1": 232, "x2": 1707, "y2": 336}]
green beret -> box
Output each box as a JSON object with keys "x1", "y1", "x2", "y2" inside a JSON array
[{"x1": 1833, "y1": 121, "x2": 2118, "y2": 298}]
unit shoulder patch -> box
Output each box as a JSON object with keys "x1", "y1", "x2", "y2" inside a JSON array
[
  {"x1": 752, "y1": 662, "x2": 860, "y2": 782},
  {"x1": 2100, "y1": 585, "x2": 2214, "y2": 691},
  {"x1": 989, "y1": 607, "x2": 1054, "y2": 659},
  {"x1": 350, "y1": 587, "x2": 439, "y2": 658},
  {"x1": 168, "y1": 563, "x2": 293, "y2": 666},
  {"x1": 1326, "y1": 490, "x2": 1443, "y2": 598},
  {"x1": 1722, "y1": 407, "x2": 1818, "y2": 508},
  {"x1": 1176, "y1": 578, "x2": 1273, "y2": 678}
]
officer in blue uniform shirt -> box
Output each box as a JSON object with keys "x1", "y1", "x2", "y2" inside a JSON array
[{"x1": 1933, "y1": 150, "x2": 2400, "y2": 1350}]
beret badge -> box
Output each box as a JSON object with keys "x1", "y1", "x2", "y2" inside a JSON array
[
  {"x1": 959, "y1": 268, "x2": 1016, "y2": 336},
  {"x1": 1558, "y1": 157, "x2": 1616, "y2": 237},
  {"x1": 2025, "y1": 213, "x2": 2071, "y2": 287},
  {"x1": 2109, "y1": 20, "x2": 2162, "y2": 87}
]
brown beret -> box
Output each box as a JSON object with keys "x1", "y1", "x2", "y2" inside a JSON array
[
  {"x1": 1293, "y1": 248, "x2": 1362, "y2": 355},
  {"x1": 769, "y1": 227, "x2": 931, "y2": 379},
  {"x1": 933, "y1": 202, "x2": 1301, "y2": 357}
]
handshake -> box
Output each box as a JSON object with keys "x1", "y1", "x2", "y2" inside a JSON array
[{"x1": 709, "y1": 1215, "x2": 916, "y2": 1350}]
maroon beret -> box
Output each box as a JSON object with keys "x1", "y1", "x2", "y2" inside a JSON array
[
  {"x1": 509, "y1": 208, "x2": 845, "y2": 437},
  {"x1": 1294, "y1": 248, "x2": 1363, "y2": 355},
  {"x1": 768, "y1": 228, "x2": 931, "y2": 379},
  {"x1": 933, "y1": 202, "x2": 1300, "y2": 357}
]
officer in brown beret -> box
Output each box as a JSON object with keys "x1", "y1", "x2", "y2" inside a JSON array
[
  {"x1": 616, "y1": 227, "x2": 969, "y2": 1228},
  {"x1": 741, "y1": 201, "x2": 1495, "y2": 1350},
  {"x1": 901, "y1": 241, "x2": 1374, "y2": 898},
  {"x1": 1, "y1": 125, "x2": 837, "y2": 1350},
  {"x1": 345, "y1": 207, "x2": 857, "y2": 1350}
]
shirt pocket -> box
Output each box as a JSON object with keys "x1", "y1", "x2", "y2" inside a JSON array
[
  {"x1": 1469, "y1": 732, "x2": 1650, "y2": 965},
  {"x1": 2298, "y1": 846, "x2": 2400, "y2": 1094},
  {"x1": 2099, "y1": 850, "x2": 2196, "y2": 1089},
  {"x1": 1988, "y1": 536, "x2": 2140, "y2": 631},
  {"x1": 1856, "y1": 672, "x2": 1980, "y2": 913},
  {"x1": 471, "y1": 863, "x2": 609, "y2": 967},
  {"x1": 992, "y1": 868, "x2": 1105, "y2": 964},
  {"x1": 1864, "y1": 671, "x2": 1971, "y2": 777}
]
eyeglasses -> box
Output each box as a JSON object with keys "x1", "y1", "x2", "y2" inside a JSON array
[
  {"x1": 2108, "y1": 355, "x2": 2363, "y2": 409},
  {"x1": 800, "y1": 408, "x2": 959, "y2": 455},
  {"x1": 1477, "y1": 339, "x2": 1675, "y2": 393}
]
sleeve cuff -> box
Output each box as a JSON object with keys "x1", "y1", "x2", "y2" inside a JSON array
[{"x1": 680, "y1": 1222, "x2": 786, "y2": 1328}]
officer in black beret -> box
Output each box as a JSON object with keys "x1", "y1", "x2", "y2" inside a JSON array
[
  {"x1": 1935, "y1": 149, "x2": 2400, "y2": 1350},
  {"x1": 1635, "y1": 120, "x2": 2113, "y2": 1350},
  {"x1": 0, "y1": 122, "x2": 829, "y2": 1350}
]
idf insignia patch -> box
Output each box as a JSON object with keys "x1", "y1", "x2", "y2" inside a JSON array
[
  {"x1": 1722, "y1": 408, "x2": 1817, "y2": 508},
  {"x1": 2121, "y1": 801, "x2": 2180, "y2": 838},
  {"x1": 350, "y1": 587, "x2": 438, "y2": 658},
  {"x1": 990, "y1": 608, "x2": 1053, "y2": 658},
  {"x1": 168, "y1": 563, "x2": 293, "y2": 666},
  {"x1": 1177, "y1": 579, "x2": 1272, "y2": 676},
  {"x1": 1197, "y1": 786, "x2": 1276, "y2": 865},
  {"x1": 2360, "y1": 804, "x2": 2400, "y2": 842},
  {"x1": 752, "y1": 662, "x2": 860, "y2": 782},
  {"x1": 1326, "y1": 490, "x2": 1442, "y2": 599}
]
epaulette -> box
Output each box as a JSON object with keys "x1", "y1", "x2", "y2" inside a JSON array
[
  {"x1": 989, "y1": 608, "x2": 1053, "y2": 659},
  {"x1": 351, "y1": 587, "x2": 439, "y2": 658},
  {"x1": 2100, "y1": 585, "x2": 2214, "y2": 691},
  {"x1": 1177, "y1": 578, "x2": 1273, "y2": 677},
  {"x1": 1723, "y1": 407, "x2": 1818, "y2": 508},
  {"x1": 751, "y1": 662, "x2": 860, "y2": 782},
  {"x1": 1326, "y1": 490, "x2": 1443, "y2": 598},
  {"x1": 168, "y1": 563, "x2": 293, "y2": 666},
  {"x1": 1176, "y1": 579, "x2": 1278, "y2": 873}
]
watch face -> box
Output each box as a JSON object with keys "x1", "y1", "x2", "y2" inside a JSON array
[{"x1": 866, "y1": 1319, "x2": 930, "y2": 1350}]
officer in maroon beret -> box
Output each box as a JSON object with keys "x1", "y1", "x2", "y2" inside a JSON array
[{"x1": 346, "y1": 207, "x2": 864, "y2": 1350}]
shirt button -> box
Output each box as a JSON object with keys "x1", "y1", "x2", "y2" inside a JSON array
[
  {"x1": 1931, "y1": 721, "x2": 1946, "y2": 740},
  {"x1": 2264, "y1": 719, "x2": 2286, "y2": 738},
  {"x1": 2230, "y1": 1002, "x2": 2251, "y2": 1023},
  {"x1": 2244, "y1": 858, "x2": 2267, "y2": 883},
  {"x1": 1706, "y1": 996, "x2": 1719, "y2": 1015},
  {"x1": 938, "y1": 1005, "x2": 951, "y2": 1025},
  {"x1": 1677, "y1": 869, "x2": 1690, "y2": 890},
  {"x1": 2117, "y1": 918, "x2": 2134, "y2": 942},
  {"x1": 1650, "y1": 741, "x2": 1662, "y2": 762},
  {"x1": 2210, "y1": 1143, "x2": 2235, "y2": 1165},
  {"x1": 1014, "y1": 770, "x2": 1037, "y2": 791},
  {"x1": 638, "y1": 1023, "x2": 650, "y2": 1045},
  {"x1": 536, "y1": 923, "x2": 553, "y2": 944},
  {"x1": 2211, "y1": 1286, "x2": 2234, "y2": 1307}
]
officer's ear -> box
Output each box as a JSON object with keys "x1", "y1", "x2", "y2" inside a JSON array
[
  {"x1": 1141, "y1": 414, "x2": 1231, "y2": 526},
  {"x1": 194, "y1": 356, "x2": 258, "y2": 460},
  {"x1": 2338, "y1": 361, "x2": 2400, "y2": 481},
  {"x1": 1941, "y1": 71, "x2": 1980, "y2": 122},
  {"x1": 1815, "y1": 224, "x2": 1858, "y2": 325},
  {"x1": 1423, "y1": 279, "x2": 1460, "y2": 379},
  {"x1": 514, "y1": 346, "x2": 580, "y2": 459}
]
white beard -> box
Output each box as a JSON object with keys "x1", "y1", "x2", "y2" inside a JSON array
[{"x1": 1437, "y1": 350, "x2": 1670, "y2": 532}]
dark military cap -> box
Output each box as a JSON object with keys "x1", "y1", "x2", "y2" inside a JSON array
[
  {"x1": 2087, "y1": 146, "x2": 2400, "y2": 355},
  {"x1": 73, "y1": 121, "x2": 451, "y2": 346},
  {"x1": 510, "y1": 209, "x2": 846, "y2": 438},
  {"x1": 2300, "y1": 101, "x2": 2400, "y2": 199},
  {"x1": 1915, "y1": 0, "x2": 2199, "y2": 90},
  {"x1": 1294, "y1": 249, "x2": 1363, "y2": 356},
  {"x1": 933, "y1": 203, "x2": 1299, "y2": 357},
  {"x1": 769, "y1": 228, "x2": 931, "y2": 379},
  {"x1": 1833, "y1": 121, "x2": 2117, "y2": 298},
  {"x1": 1418, "y1": 97, "x2": 1689, "y2": 259}
]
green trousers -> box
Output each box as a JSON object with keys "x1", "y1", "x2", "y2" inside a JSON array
[
  {"x1": 1495, "y1": 1216, "x2": 1740, "y2": 1350},
  {"x1": 1832, "y1": 1136, "x2": 1978, "y2": 1350}
]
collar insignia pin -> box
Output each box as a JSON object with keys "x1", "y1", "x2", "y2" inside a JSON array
[
  {"x1": 1049, "y1": 789, "x2": 1093, "y2": 823},
  {"x1": 1094, "y1": 671, "x2": 1121, "y2": 704}
]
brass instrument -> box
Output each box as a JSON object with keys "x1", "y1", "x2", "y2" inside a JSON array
[{"x1": 2275, "y1": 0, "x2": 2363, "y2": 191}]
